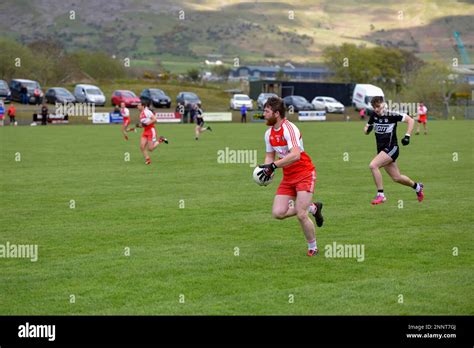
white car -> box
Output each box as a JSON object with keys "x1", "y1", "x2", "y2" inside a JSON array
[
  {"x1": 230, "y1": 94, "x2": 253, "y2": 110},
  {"x1": 312, "y1": 96, "x2": 345, "y2": 113}
]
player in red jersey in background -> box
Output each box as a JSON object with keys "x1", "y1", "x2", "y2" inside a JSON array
[
  {"x1": 257, "y1": 97, "x2": 324, "y2": 257},
  {"x1": 415, "y1": 101, "x2": 428, "y2": 135},
  {"x1": 120, "y1": 101, "x2": 135, "y2": 140},
  {"x1": 136, "y1": 101, "x2": 168, "y2": 165}
]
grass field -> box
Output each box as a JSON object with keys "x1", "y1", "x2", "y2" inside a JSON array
[{"x1": 0, "y1": 120, "x2": 473, "y2": 315}]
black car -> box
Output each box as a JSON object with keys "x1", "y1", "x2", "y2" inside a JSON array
[
  {"x1": 9, "y1": 79, "x2": 43, "y2": 104},
  {"x1": 0, "y1": 80, "x2": 11, "y2": 103},
  {"x1": 140, "y1": 88, "x2": 171, "y2": 108},
  {"x1": 283, "y1": 95, "x2": 315, "y2": 112},
  {"x1": 176, "y1": 92, "x2": 201, "y2": 109},
  {"x1": 45, "y1": 88, "x2": 76, "y2": 104}
]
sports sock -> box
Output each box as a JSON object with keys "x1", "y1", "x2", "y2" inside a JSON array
[
  {"x1": 308, "y1": 239, "x2": 317, "y2": 251},
  {"x1": 413, "y1": 183, "x2": 421, "y2": 192},
  {"x1": 308, "y1": 203, "x2": 317, "y2": 215},
  {"x1": 377, "y1": 190, "x2": 384, "y2": 197}
]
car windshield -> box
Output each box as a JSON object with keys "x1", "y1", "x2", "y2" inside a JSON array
[
  {"x1": 183, "y1": 93, "x2": 198, "y2": 99},
  {"x1": 122, "y1": 91, "x2": 137, "y2": 98},
  {"x1": 0, "y1": 81, "x2": 7, "y2": 88},
  {"x1": 24, "y1": 82, "x2": 39, "y2": 90},
  {"x1": 325, "y1": 98, "x2": 337, "y2": 103},
  {"x1": 150, "y1": 90, "x2": 165, "y2": 96},
  {"x1": 86, "y1": 89, "x2": 102, "y2": 95},
  {"x1": 56, "y1": 89, "x2": 72, "y2": 96},
  {"x1": 235, "y1": 96, "x2": 249, "y2": 101},
  {"x1": 293, "y1": 96, "x2": 308, "y2": 103}
]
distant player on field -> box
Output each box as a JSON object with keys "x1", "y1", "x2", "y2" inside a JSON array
[
  {"x1": 364, "y1": 96, "x2": 424, "y2": 205},
  {"x1": 136, "y1": 101, "x2": 168, "y2": 165},
  {"x1": 193, "y1": 104, "x2": 212, "y2": 140},
  {"x1": 257, "y1": 96, "x2": 324, "y2": 257},
  {"x1": 415, "y1": 101, "x2": 428, "y2": 135},
  {"x1": 120, "y1": 102, "x2": 135, "y2": 140}
]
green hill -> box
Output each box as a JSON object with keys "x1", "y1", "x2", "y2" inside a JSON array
[{"x1": 0, "y1": 0, "x2": 473, "y2": 72}]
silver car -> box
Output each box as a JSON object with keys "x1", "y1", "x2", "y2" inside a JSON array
[{"x1": 257, "y1": 93, "x2": 278, "y2": 110}]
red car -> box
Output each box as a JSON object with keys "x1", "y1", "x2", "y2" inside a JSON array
[{"x1": 111, "y1": 90, "x2": 141, "y2": 107}]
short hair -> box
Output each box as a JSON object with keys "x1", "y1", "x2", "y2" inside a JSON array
[
  {"x1": 370, "y1": 96, "x2": 384, "y2": 108},
  {"x1": 264, "y1": 96, "x2": 286, "y2": 118}
]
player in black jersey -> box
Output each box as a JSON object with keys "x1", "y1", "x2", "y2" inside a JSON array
[
  {"x1": 364, "y1": 97, "x2": 424, "y2": 205},
  {"x1": 193, "y1": 104, "x2": 212, "y2": 140}
]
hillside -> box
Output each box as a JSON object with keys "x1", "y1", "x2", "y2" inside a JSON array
[{"x1": 0, "y1": 0, "x2": 473, "y2": 72}]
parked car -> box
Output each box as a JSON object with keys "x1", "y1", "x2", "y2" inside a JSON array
[
  {"x1": 352, "y1": 84, "x2": 384, "y2": 110},
  {"x1": 9, "y1": 79, "x2": 43, "y2": 104},
  {"x1": 283, "y1": 95, "x2": 315, "y2": 112},
  {"x1": 111, "y1": 90, "x2": 141, "y2": 107},
  {"x1": 230, "y1": 94, "x2": 253, "y2": 110},
  {"x1": 257, "y1": 93, "x2": 278, "y2": 109},
  {"x1": 140, "y1": 88, "x2": 171, "y2": 108},
  {"x1": 0, "y1": 80, "x2": 11, "y2": 103},
  {"x1": 176, "y1": 92, "x2": 201, "y2": 109},
  {"x1": 312, "y1": 96, "x2": 345, "y2": 113},
  {"x1": 74, "y1": 84, "x2": 106, "y2": 106},
  {"x1": 45, "y1": 87, "x2": 76, "y2": 104}
]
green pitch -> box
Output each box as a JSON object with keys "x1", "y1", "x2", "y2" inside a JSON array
[{"x1": 0, "y1": 121, "x2": 473, "y2": 315}]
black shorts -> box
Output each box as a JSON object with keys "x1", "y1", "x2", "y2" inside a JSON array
[
  {"x1": 9, "y1": 116, "x2": 15, "y2": 122},
  {"x1": 196, "y1": 117, "x2": 204, "y2": 126},
  {"x1": 379, "y1": 145, "x2": 399, "y2": 162}
]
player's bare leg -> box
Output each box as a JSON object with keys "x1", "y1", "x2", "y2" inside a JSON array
[
  {"x1": 369, "y1": 151, "x2": 393, "y2": 204},
  {"x1": 369, "y1": 151, "x2": 393, "y2": 190},
  {"x1": 384, "y1": 161, "x2": 414, "y2": 187},
  {"x1": 384, "y1": 161, "x2": 424, "y2": 202},
  {"x1": 416, "y1": 122, "x2": 420, "y2": 135},
  {"x1": 295, "y1": 191, "x2": 315, "y2": 241},
  {"x1": 121, "y1": 124, "x2": 128, "y2": 140},
  {"x1": 423, "y1": 122, "x2": 428, "y2": 135},
  {"x1": 272, "y1": 195, "x2": 296, "y2": 219},
  {"x1": 140, "y1": 137, "x2": 151, "y2": 164}
]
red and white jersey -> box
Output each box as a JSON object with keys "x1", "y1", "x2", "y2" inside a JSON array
[
  {"x1": 264, "y1": 119, "x2": 315, "y2": 180},
  {"x1": 417, "y1": 105, "x2": 427, "y2": 116},
  {"x1": 121, "y1": 107, "x2": 130, "y2": 118},
  {"x1": 140, "y1": 108, "x2": 155, "y2": 130}
]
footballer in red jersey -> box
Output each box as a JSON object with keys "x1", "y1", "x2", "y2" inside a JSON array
[
  {"x1": 257, "y1": 97, "x2": 324, "y2": 257},
  {"x1": 120, "y1": 101, "x2": 135, "y2": 140},
  {"x1": 136, "y1": 102, "x2": 168, "y2": 165}
]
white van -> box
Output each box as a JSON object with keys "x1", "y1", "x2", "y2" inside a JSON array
[
  {"x1": 74, "y1": 84, "x2": 106, "y2": 106},
  {"x1": 352, "y1": 84, "x2": 384, "y2": 110}
]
